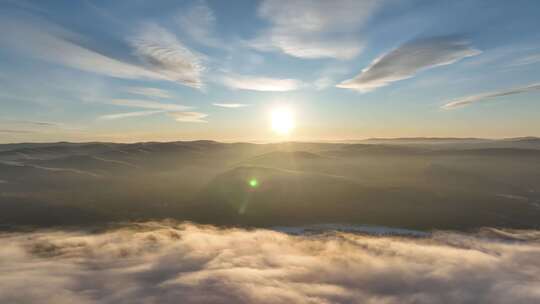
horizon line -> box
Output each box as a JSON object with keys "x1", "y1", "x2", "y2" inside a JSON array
[{"x1": 1, "y1": 136, "x2": 539, "y2": 145}]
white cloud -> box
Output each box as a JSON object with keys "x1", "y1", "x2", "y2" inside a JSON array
[
  {"x1": 251, "y1": 0, "x2": 379, "y2": 59},
  {"x1": 98, "y1": 110, "x2": 164, "y2": 120},
  {"x1": 508, "y1": 53, "x2": 540, "y2": 67},
  {"x1": 312, "y1": 65, "x2": 351, "y2": 90},
  {"x1": 167, "y1": 111, "x2": 208, "y2": 123},
  {"x1": 0, "y1": 17, "x2": 167, "y2": 82},
  {"x1": 125, "y1": 87, "x2": 171, "y2": 99},
  {"x1": 337, "y1": 36, "x2": 481, "y2": 92},
  {"x1": 251, "y1": 35, "x2": 364, "y2": 60},
  {"x1": 222, "y1": 75, "x2": 302, "y2": 92},
  {"x1": 109, "y1": 99, "x2": 190, "y2": 111},
  {"x1": 1, "y1": 222, "x2": 540, "y2": 304},
  {"x1": 177, "y1": 0, "x2": 220, "y2": 48},
  {"x1": 442, "y1": 83, "x2": 540, "y2": 109},
  {"x1": 212, "y1": 103, "x2": 249, "y2": 108},
  {"x1": 313, "y1": 77, "x2": 334, "y2": 90},
  {"x1": 0, "y1": 17, "x2": 205, "y2": 89},
  {"x1": 101, "y1": 99, "x2": 206, "y2": 123},
  {"x1": 129, "y1": 23, "x2": 204, "y2": 88},
  {"x1": 3, "y1": 120, "x2": 63, "y2": 127},
  {"x1": 0, "y1": 129, "x2": 36, "y2": 134}
]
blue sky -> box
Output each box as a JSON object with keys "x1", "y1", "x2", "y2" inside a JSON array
[{"x1": 0, "y1": 0, "x2": 539, "y2": 142}]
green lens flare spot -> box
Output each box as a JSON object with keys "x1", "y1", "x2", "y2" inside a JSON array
[{"x1": 249, "y1": 178, "x2": 258, "y2": 188}]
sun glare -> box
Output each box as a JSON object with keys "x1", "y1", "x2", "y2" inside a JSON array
[{"x1": 271, "y1": 107, "x2": 295, "y2": 135}]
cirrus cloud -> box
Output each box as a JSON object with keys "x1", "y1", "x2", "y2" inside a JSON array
[
  {"x1": 222, "y1": 74, "x2": 302, "y2": 92},
  {"x1": 108, "y1": 99, "x2": 189, "y2": 112},
  {"x1": 0, "y1": 17, "x2": 164, "y2": 82},
  {"x1": 0, "y1": 129, "x2": 36, "y2": 134},
  {"x1": 212, "y1": 103, "x2": 249, "y2": 108},
  {"x1": 251, "y1": 0, "x2": 379, "y2": 60},
  {"x1": 167, "y1": 111, "x2": 208, "y2": 123},
  {"x1": 177, "y1": 0, "x2": 220, "y2": 48},
  {"x1": 99, "y1": 99, "x2": 208, "y2": 123},
  {"x1": 129, "y1": 23, "x2": 204, "y2": 89},
  {"x1": 0, "y1": 16, "x2": 205, "y2": 89},
  {"x1": 337, "y1": 36, "x2": 481, "y2": 92},
  {"x1": 125, "y1": 87, "x2": 171, "y2": 99},
  {"x1": 98, "y1": 110, "x2": 164, "y2": 120},
  {"x1": 442, "y1": 83, "x2": 540, "y2": 109}
]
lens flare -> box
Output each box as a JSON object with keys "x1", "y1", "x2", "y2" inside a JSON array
[{"x1": 249, "y1": 178, "x2": 258, "y2": 188}]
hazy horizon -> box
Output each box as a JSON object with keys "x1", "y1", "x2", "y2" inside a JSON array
[{"x1": 2, "y1": 135, "x2": 540, "y2": 145}]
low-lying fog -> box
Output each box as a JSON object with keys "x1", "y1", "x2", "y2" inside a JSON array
[{"x1": 1, "y1": 222, "x2": 540, "y2": 304}]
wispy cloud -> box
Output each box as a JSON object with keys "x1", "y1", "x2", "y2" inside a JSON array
[
  {"x1": 0, "y1": 17, "x2": 172, "y2": 83},
  {"x1": 0, "y1": 119, "x2": 65, "y2": 134},
  {"x1": 212, "y1": 103, "x2": 249, "y2": 108},
  {"x1": 100, "y1": 99, "x2": 207, "y2": 123},
  {"x1": 3, "y1": 119, "x2": 62, "y2": 127},
  {"x1": 130, "y1": 23, "x2": 204, "y2": 89},
  {"x1": 250, "y1": 0, "x2": 379, "y2": 59},
  {"x1": 222, "y1": 74, "x2": 302, "y2": 92},
  {"x1": 24, "y1": 121, "x2": 59, "y2": 127},
  {"x1": 177, "y1": 0, "x2": 220, "y2": 48},
  {"x1": 464, "y1": 45, "x2": 540, "y2": 69},
  {"x1": 0, "y1": 129, "x2": 36, "y2": 134},
  {"x1": 100, "y1": 99, "x2": 206, "y2": 123},
  {"x1": 98, "y1": 110, "x2": 164, "y2": 120},
  {"x1": 167, "y1": 111, "x2": 208, "y2": 122},
  {"x1": 108, "y1": 99, "x2": 190, "y2": 111},
  {"x1": 0, "y1": 119, "x2": 86, "y2": 136},
  {"x1": 313, "y1": 77, "x2": 334, "y2": 90},
  {"x1": 125, "y1": 87, "x2": 171, "y2": 99},
  {"x1": 337, "y1": 36, "x2": 481, "y2": 92},
  {"x1": 508, "y1": 53, "x2": 540, "y2": 67},
  {"x1": 0, "y1": 16, "x2": 204, "y2": 89},
  {"x1": 312, "y1": 65, "x2": 350, "y2": 91},
  {"x1": 442, "y1": 83, "x2": 540, "y2": 109}
]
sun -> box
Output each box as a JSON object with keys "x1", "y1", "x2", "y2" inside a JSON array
[{"x1": 271, "y1": 107, "x2": 295, "y2": 135}]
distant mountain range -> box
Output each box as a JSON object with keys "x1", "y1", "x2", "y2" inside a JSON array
[{"x1": 1, "y1": 139, "x2": 539, "y2": 230}]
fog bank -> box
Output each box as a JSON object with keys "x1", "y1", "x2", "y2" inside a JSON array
[{"x1": 1, "y1": 222, "x2": 540, "y2": 303}]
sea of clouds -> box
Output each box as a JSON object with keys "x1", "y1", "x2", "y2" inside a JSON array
[{"x1": 1, "y1": 222, "x2": 540, "y2": 304}]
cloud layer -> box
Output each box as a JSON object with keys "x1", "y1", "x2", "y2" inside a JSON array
[
  {"x1": 168, "y1": 111, "x2": 208, "y2": 123},
  {"x1": 1, "y1": 222, "x2": 540, "y2": 304},
  {"x1": 222, "y1": 74, "x2": 302, "y2": 92},
  {"x1": 337, "y1": 36, "x2": 481, "y2": 92},
  {"x1": 0, "y1": 18, "x2": 160, "y2": 81},
  {"x1": 177, "y1": 0, "x2": 220, "y2": 48},
  {"x1": 130, "y1": 24, "x2": 204, "y2": 88},
  {"x1": 251, "y1": 0, "x2": 378, "y2": 59},
  {"x1": 100, "y1": 99, "x2": 208, "y2": 123},
  {"x1": 212, "y1": 103, "x2": 249, "y2": 108},
  {"x1": 98, "y1": 110, "x2": 164, "y2": 120},
  {"x1": 0, "y1": 17, "x2": 204, "y2": 89},
  {"x1": 442, "y1": 83, "x2": 540, "y2": 109},
  {"x1": 0, "y1": 129, "x2": 36, "y2": 134},
  {"x1": 125, "y1": 87, "x2": 171, "y2": 99},
  {"x1": 109, "y1": 99, "x2": 189, "y2": 111}
]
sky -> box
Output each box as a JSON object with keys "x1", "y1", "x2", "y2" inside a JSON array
[{"x1": 0, "y1": 0, "x2": 539, "y2": 143}]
